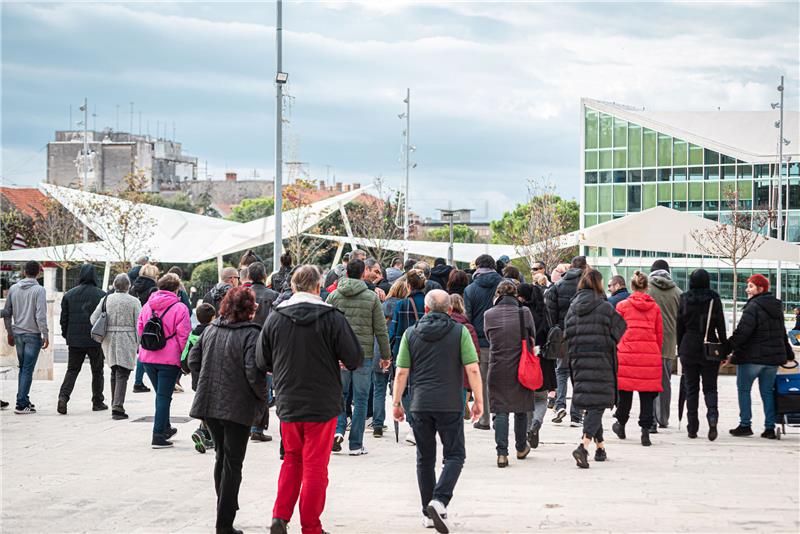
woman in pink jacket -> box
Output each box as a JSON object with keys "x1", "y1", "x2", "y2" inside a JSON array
[{"x1": 137, "y1": 273, "x2": 191, "y2": 448}]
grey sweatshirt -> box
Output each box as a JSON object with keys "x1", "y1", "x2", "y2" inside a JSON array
[{"x1": 3, "y1": 278, "x2": 48, "y2": 337}]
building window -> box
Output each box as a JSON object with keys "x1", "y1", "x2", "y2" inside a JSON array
[
  {"x1": 584, "y1": 214, "x2": 598, "y2": 228},
  {"x1": 689, "y1": 144, "x2": 704, "y2": 165},
  {"x1": 789, "y1": 179, "x2": 800, "y2": 209},
  {"x1": 599, "y1": 185, "x2": 612, "y2": 212},
  {"x1": 673, "y1": 139, "x2": 688, "y2": 166},
  {"x1": 628, "y1": 124, "x2": 642, "y2": 167},
  {"x1": 643, "y1": 184, "x2": 656, "y2": 209},
  {"x1": 704, "y1": 166, "x2": 719, "y2": 180},
  {"x1": 704, "y1": 149, "x2": 719, "y2": 165},
  {"x1": 643, "y1": 128, "x2": 657, "y2": 167},
  {"x1": 628, "y1": 184, "x2": 642, "y2": 212},
  {"x1": 737, "y1": 165, "x2": 752, "y2": 179},
  {"x1": 585, "y1": 171, "x2": 598, "y2": 184},
  {"x1": 628, "y1": 169, "x2": 642, "y2": 182},
  {"x1": 787, "y1": 213, "x2": 800, "y2": 243},
  {"x1": 658, "y1": 168, "x2": 671, "y2": 182},
  {"x1": 614, "y1": 185, "x2": 627, "y2": 212},
  {"x1": 585, "y1": 185, "x2": 598, "y2": 212},
  {"x1": 657, "y1": 133, "x2": 672, "y2": 166},
  {"x1": 613, "y1": 170, "x2": 626, "y2": 183},
  {"x1": 585, "y1": 109, "x2": 599, "y2": 149},
  {"x1": 721, "y1": 165, "x2": 735, "y2": 180},
  {"x1": 721, "y1": 154, "x2": 735, "y2": 165},
  {"x1": 674, "y1": 167, "x2": 687, "y2": 181},
  {"x1": 613, "y1": 118, "x2": 627, "y2": 148},
  {"x1": 720, "y1": 181, "x2": 736, "y2": 207},
  {"x1": 585, "y1": 151, "x2": 598, "y2": 170},
  {"x1": 754, "y1": 164, "x2": 770, "y2": 179},
  {"x1": 599, "y1": 113, "x2": 613, "y2": 148},
  {"x1": 642, "y1": 169, "x2": 657, "y2": 182},
  {"x1": 613, "y1": 148, "x2": 626, "y2": 169},
  {"x1": 704, "y1": 181, "x2": 719, "y2": 211},
  {"x1": 689, "y1": 183, "x2": 703, "y2": 211},
  {"x1": 599, "y1": 150, "x2": 612, "y2": 169},
  {"x1": 673, "y1": 182, "x2": 687, "y2": 210},
  {"x1": 689, "y1": 167, "x2": 703, "y2": 181},
  {"x1": 657, "y1": 183, "x2": 671, "y2": 207},
  {"x1": 755, "y1": 180, "x2": 770, "y2": 209}
]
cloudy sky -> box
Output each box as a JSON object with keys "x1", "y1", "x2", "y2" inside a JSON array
[{"x1": 2, "y1": 1, "x2": 798, "y2": 219}]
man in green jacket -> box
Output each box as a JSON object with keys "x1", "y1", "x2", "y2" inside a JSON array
[
  {"x1": 647, "y1": 259, "x2": 682, "y2": 432},
  {"x1": 326, "y1": 259, "x2": 391, "y2": 455}
]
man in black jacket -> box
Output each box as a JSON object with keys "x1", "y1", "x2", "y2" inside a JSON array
[
  {"x1": 429, "y1": 258, "x2": 453, "y2": 289},
  {"x1": 58, "y1": 264, "x2": 107, "y2": 414},
  {"x1": 258, "y1": 265, "x2": 363, "y2": 534},
  {"x1": 544, "y1": 255, "x2": 588, "y2": 425},
  {"x1": 248, "y1": 261, "x2": 279, "y2": 442}
]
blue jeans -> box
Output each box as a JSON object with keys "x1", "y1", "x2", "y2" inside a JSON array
[
  {"x1": 372, "y1": 370, "x2": 390, "y2": 428},
  {"x1": 411, "y1": 411, "x2": 465, "y2": 515},
  {"x1": 14, "y1": 333, "x2": 42, "y2": 409},
  {"x1": 134, "y1": 358, "x2": 146, "y2": 386},
  {"x1": 494, "y1": 412, "x2": 528, "y2": 456},
  {"x1": 555, "y1": 358, "x2": 582, "y2": 422},
  {"x1": 336, "y1": 360, "x2": 371, "y2": 451},
  {"x1": 789, "y1": 330, "x2": 800, "y2": 346},
  {"x1": 142, "y1": 363, "x2": 180, "y2": 437},
  {"x1": 736, "y1": 363, "x2": 778, "y2": 429}
]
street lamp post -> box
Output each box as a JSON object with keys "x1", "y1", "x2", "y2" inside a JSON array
[
  {"x1": 403, "y1": 88, "x2": 411, "y2": 262},
  {"x1": 273, "y1": 0, "x2": 288, "y2": 273},
  {"x1": 80, "y1": 97, "x2": 89, "y2": 241},
  {"x1": 438, "y1": 208, "x2": 470, "y2": 266},
  {"x1": 775, "y1": 76, "x2": 785, "y2": 299}
]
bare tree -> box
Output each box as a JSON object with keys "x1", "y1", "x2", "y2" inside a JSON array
[
  {"x1": 33, "y1": 197, "x2": 83, "y2": 290},
  {"x1": 691, "y1": 190, "x2": 769, "y2": 327},
  {"x1": 346, "y1": 176, "x2": 404, "y2": 265},
  {"x1": 282, "y1": 180, "x2": 337, "y2": 266}
]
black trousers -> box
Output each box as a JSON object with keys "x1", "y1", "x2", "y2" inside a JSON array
[
  {"x1": 681, "y1": 358, "x2": 720, "y2": 433},
  {"x1": 205, "y1": 417, "x2": 250, "y2": 531},
  {"x1": 411, "y1": 411, "x2": 465, "y2": 516},
  {"x1": 582, "y1": 408, "x2": 605, "y2": 442},
  {"x1": 251, "y1": 399, "x2": 270, "y2": 431},
  {"x1": 616, "y1": 390, "x2": 657, "y2": 428},
  {"x1": 110, "y1": 365, "x2": 131, "y2": 412},
  {"x1": 59, "y1": 346, "x2": 105, "y2": 405}
]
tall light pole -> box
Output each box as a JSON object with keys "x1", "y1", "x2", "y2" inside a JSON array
[
  {"x1": 273, "y1": 0, "x2": 288, "y2": 272},
  {"x1": 80, "y1": 97, "x2": 89, "y2": 240},
  {"x1": 775, "y1": 76, "x2": 785, "y2": 300},
  {"x1": 403, "y1": 88, "x2": 411, "y2": 261},
  {"x1": 439, "y1": 209, "x2": 456, "y2": 266}
]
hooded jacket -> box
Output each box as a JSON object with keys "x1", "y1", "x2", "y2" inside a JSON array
[
  {"x1": 429, "y1": 264, "x2": 453, "y2": 290},
  {"x1": 60, "y1": 264, "x2": 106, "y2": 348},
  {"x1": 676, "y1": 270, "x2": 727, "y2": 363},
  {"x1": 564, "y1": 289, "x2": 627, "y2": 409},
  {"x1": 544, "y1": 267, "x2": 583, "y2": 329},
  {"x1": 464, "y1": 270, "x2": 503, "y2": 349},
  {"x1": 202, "y1": 282, "x2": 232, "y2": 312},
  {"x1": 608, "y1": 288, "x2": 631, "y2": 309},
  {"x1": 137, "y1": 290, "x2": 192, "y2": 367},
  {"x1": 389, "y1": 291, "x2": 426, "y2": 357},
  {"x1": 615, "y1": 292, "x2": 663, "y2": 392},
  {"x1": 188, "y1": 318, "x2": 266, "y2": 427},
  {"x1": 3, "y1": 277, "x2": 48, "y2": 337},
  {"x1": 250, "y1": 282, "x2": 278, "y2": 327},
  {"x1": 647, "y1": 270, "x2": 682, "y2": 360},
  {"x1": 90, "y1": 290, "x2": 140, "y2": 369},
  {"x1": 256, "y1": 292, "x2": 363, "y2": 422},
  {"x1": 130, "y1": 275, "x2": 157, "y2": 307},
  {"x1": 326, "y1": 277, "x2": 391, "y2": 361},
  {"x1": 725, "y1": 292, "x2": 793, "y2": 366}
]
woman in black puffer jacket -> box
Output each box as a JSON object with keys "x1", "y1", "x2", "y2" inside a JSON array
[
  {"x1": 564, "y1": 270, "x2": 627, "y2": 469},
  {"x1": 676, "y1": 269, "x2": 726, "y2": 441},
  {"x1": 189, "y1": 286, "x2": 268, "y2": 534}
]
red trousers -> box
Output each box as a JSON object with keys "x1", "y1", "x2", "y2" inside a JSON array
[{"x1": 273, "y1": 417, "x2": 337, "y2": 534}]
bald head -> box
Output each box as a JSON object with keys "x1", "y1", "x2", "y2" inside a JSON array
[
  {"x1": 424, "y1": 289, "x2": 451, "y2": 314},
  {"x1": 221, "y1": 267, "x2": 240, "y2": 286}
]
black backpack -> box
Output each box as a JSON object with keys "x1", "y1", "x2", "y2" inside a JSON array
[
  {"x1": 140, "y1": 301, "x2": 179, "y2": 351},
  {"x1": 541, "y1": 303, "x2": 563, "y2": 361}
]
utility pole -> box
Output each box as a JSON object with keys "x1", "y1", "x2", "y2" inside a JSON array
[
  {"x1": 138, "y1": 111, "x2": 142, "y2": 135},
  {"x1": 776, "y1": 76, "x2": 785, "y2": 300},
  {"x1": 92, "y1": 105, "x2": 97, "y2": 131},
  {"x1": 116, "y1": 105, "x2": 120, "y2": 130},
  {"x1": 403, "y1": 88, "x2": 411, "y2": 261},
  {"x1": 130, "y1": 102, "x2": 134, "y2": 133},
  {"x1": 69, "y1": 104, "x2": 72, "y2": 130},
  {"x1": 81, "y1": 97, "x2": 89, "y2": 240},
  {"x1": 273, "y1": 0, "x2": 286, "y2": 272}
]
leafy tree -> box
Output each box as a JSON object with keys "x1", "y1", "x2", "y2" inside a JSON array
[
  {"x1": 1, "y1": 208, "x2": 36, "y2": 251},
  {"x1": 228, "y1": 197, "x2": 275, "y2": 223},
  {"x1": 189, "y1": 260, "x2": 220, "y2": 291},
  {"x1": 143, "y1": 193, "x2": 198, "y2": 214},
  {"x1": 425, "y1": 224, "x2": 478, "y2": 243}
]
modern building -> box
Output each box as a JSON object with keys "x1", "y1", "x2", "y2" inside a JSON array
[
  {"x1": 418, "y1": 208, "x2": 492, "y2": 242},
  {"x1": 580, "y1": 98, "x2": 800, "y2": 307},
  {"x1": 47, "y1": 129, "x2": 197, "y2": 192}
]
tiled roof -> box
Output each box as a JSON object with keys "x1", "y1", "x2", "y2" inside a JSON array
[{"x1": 0, "y1": 187, "x2": 48, "y2": 219}]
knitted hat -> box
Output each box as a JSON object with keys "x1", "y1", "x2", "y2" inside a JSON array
[
  {"x1": 747, "y1": 274, "x2": 770, "y2": 292},
  {"x1": 651, "y1": 259, "x2": 670, "y2": 273}
]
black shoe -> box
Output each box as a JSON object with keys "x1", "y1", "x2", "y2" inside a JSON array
[
  {"x1": 761, "y1": 428, "x2": 777, "y2": 440},
  {"x1": 132, "y1": 384, "x2": 150, "y2": 393},
  {"x1": 93, "y1": 403, "x2": 108, "y2": 411},
  {"x1": 572, "y1": 444, "x2": 590, "y2": 469},
  {"x1": 151, "y1": 435, "x2": 174, "y2": 449},
  {"x1": 527, "y1": 422, "x2": 540, "y2": 449},
  {"x1": 641, "y1": 428, "x2": 652, "y2": 447},
  {"x1": 612, "y1": 421, "x2": 626, "y2": 440},
  {"x1": 57, "y1": 399, "x2": 67, "y2": 415},
  {"x1": 111, "y1": 411, "x2": 128, "y2": 420},
  {"x1": 552, "y1": 408, "x2": 567, "y2": 424},
  {"x1": 0, "y1": 400, "x2": 8, "y2": 409},
  {"x1": 332, "y1": 433, "x2": 343, "y2": 452},
  {"x1": 594, "y1": 447, "x2": 607, "y2": 462},
  {"x1": 729, "y1": 425, "x2": 753, "y2": 437},
  {"x1": 708, "y1": 425, "x2": 718, "y2": 442},
  {"x1": 270, "y1": 518, "x2": 289, "y2": 534},
  {"x1": 687, "y1": 430, "x2": 698, "y2": 439},
  {"x1": 547, "y1": 397, "x2": 555, "y2": 410},
  {"x1": 373, "y1": 426, "x2": 383, "y2": 438},
  {"x1": 250, "y1": 432, "x2": 272, "y2": 442},
  {"x1": 472, "y1": 422, "x2": 490, "y2": 430},
  {"x1": 165, "y1": 427, "x2": 178, "y2": 439},
  {"x1": 648, "y1": 424, "x2": 658, "y2": 434},
  {"x1": 216, "y1": 528, "x2": 243, "y2": 534},
  {"x1": 497, "y1": 455, "x2": 508, "y2": 468}
]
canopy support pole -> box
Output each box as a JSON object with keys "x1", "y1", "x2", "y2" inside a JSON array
[
  {"x1": 338, "y1": 202, "x2": 357, "y2": 251},
  {"x1": 331, "y1": 241, "x2": 345, "y2": 270},
  {"x1": 216, "y1": 255, "x2": 224, "y2": 283},
  {"x1": 102, "y1": 261, "x2": 111, "y2": 291},
  {"x1": 607, "y1": 252, "x2": 619, "y2": 277}
]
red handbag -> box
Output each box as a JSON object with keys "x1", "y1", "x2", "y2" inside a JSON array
[{"x1": 517, "y1": 307, "x2": 543, "y2": 391}]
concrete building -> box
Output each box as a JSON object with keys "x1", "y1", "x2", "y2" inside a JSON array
[
  {"x1": 419, "y1": 208, "x2": 492, "y2": 242},
  {"x1": 580, "y1": 97, "x2": 800, "y2": 307},
  {"x1": 47, "y1": 129, "x2": 197, "y2": 192}
]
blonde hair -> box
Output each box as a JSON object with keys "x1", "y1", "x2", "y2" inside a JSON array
[
  {"x1": 140, "y1": 264, "x2": 159, "y2": 281},
  {"x1": 631, "y1": 270, "x2": 649, "y2": 292},
  {"x1": 449, "y1": 293, "x2": 465, "y2": 314},
  {"x1": 532, "y1": 273, "x2": 548, "y2": 286},
  {"x1": 387, "y1": 278, "x2": 410, "y2": 300}
]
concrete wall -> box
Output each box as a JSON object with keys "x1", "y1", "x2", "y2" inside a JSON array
[
  {"x1": 179, "y1": 179, "x2": 275, "y2": 205},
  {"x1": 100, "y1": 145, "x2": 135, "y2": 191}
]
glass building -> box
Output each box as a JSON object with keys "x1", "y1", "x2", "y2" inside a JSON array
[{"x1": 580, "y1": 98, "x2": 800, "y2": 308}]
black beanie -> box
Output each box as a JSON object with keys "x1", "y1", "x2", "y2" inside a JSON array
[{"x1": 651, "y1": 259, "x2": 670, "y2": 273}]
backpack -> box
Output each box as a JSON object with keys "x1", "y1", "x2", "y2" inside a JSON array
[
  {"x1": 140, "y1": 301, "x2": 179, "y2": 351},
  {"x1": 541, "y1": 301, "x2": 563, "y2": 360}
]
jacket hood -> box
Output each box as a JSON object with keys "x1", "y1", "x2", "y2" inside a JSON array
[
  {"x1": 689, "y1": 269, "x2": 711, "y2": 290},
  {"x1": 748, "y1": 292, "x2": 784, "y2": 320},
  {"x1": 336, "y1": 277, "x2": 368, "y2": 297},
  {"x1": 571, "y1": 289, "x2": 606, "y2": 316},
  {"x1": 18, "y1": 278, "x2": 40, "y2": 290},
  {"x1": 473, "y1": 270, "x2": 502, "y2": 288},
  {"x1": 431, "y1": 264, "x2": 453, "y2": 277},
  {"x1": 684, "y1": 287, "x2": 716, "y2": 305},
  {"x1": 450, "y1": 311, "x2": 469, "y2": 324},
  {"x1": 649, "y1": 270, "x2": 676, "y2": 290},
  {"x1": 211, "y1": 317, "x2": 260, "y2": 330},
  {"x1": 147, "y1": 290, "x2": 180, "y2": 311},
  {"x1": 562, "y1": 267, "x2": 583, "y2": 281},
  {"x1": 414, "y1": 312, "x2": 456, "y2": 342},
  {"x1": 210, "y1": 282, "x2": 232, "y2": 301},
  {"x1": 626, "y1": 291, "x2": 657, "y2": 312},
  {"x1": 494, "y1": 295, "x2": 519, "y2": 308},
  {"x1": 78, "y1": 264, "x2": 98, "y2": 286},
  {"x1": 275, "y1": 292, "x2": 335, "y2": 326}
]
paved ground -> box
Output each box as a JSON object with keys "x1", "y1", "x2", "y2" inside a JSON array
[{"x1": 1, "y1": 363, "x2": 799, "y2": 533}]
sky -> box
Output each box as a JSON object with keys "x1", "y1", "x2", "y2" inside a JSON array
[{"x1": 2, "y1": 1, "x2": 799, "y2": 220}]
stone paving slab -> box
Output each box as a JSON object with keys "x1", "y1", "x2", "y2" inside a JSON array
[{"x1": 1, "y1": 363, "x2": 799, "y2": 533}]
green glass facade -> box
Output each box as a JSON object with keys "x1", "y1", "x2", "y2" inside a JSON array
[{"x1": 582, "y1": 105, "x2": 800, "y2": 307}]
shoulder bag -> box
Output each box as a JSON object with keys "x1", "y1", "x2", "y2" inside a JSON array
[
  {"x1": 90, "y1": 296, "x2": 109, "y2": 343},
  {"x1": 703, "y1": 299, "x2": 724, "y2": 361},
  {"x1": 517, "y1": 307, "x2": 543, "y2": 391}
]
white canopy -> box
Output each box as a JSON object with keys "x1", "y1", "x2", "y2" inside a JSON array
[
  {"x1": 305, "y1": 234, "x2": 522, "y2": 264},
  {"x1": 0, "y1": 241, "x2": 116, "y2": 263},
  {"x1": 564, "y1": 206, "x2": 800, "y2": 263}
]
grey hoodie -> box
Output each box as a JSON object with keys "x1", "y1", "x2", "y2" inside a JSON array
[
  {"x1": 647, "y1": 269, "x2": 682, "y2": 360},
  {"x1": 3, "y1": 278, "x2": 48, "y2": 337}
]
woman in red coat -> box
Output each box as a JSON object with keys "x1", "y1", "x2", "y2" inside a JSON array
[{"x1": 612, "y1": 271, "x2": 663, "y2": 446}]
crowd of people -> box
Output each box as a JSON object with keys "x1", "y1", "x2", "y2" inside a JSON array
[{"x1": 2, "y1": 249, "x2": 797, "y2": 534}]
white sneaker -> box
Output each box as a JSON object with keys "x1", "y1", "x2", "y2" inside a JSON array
[
  {"x1": 426, "y1": 500, "x2": 451, "y2": 534},
  {"x1": 405, "y1": 431, "x2": 416, "y2": 446},
  {"x1": 422, "y1": 515, "x2": 434, "y2": 528},
  {"x1": 348, "y1": 446, "x2": 368, "y2": 456}
]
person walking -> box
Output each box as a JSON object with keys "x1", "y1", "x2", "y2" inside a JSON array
[
  {"x1": 464, "y1": 254, "x2": 503, "y2": 430},
  {"x1": 203, "y1": 267, "x2": 241, "y2": 312},
  {"x1": 724, "y1": 274, "x2": 794, "y2": 439},
  {"x1": 564, "y1": 270, "x2": 627, "y2": 468},
  {"x1": 607, "y1": 275, "x2": 630, "y2": 309},
  {"x1": 189, "y1": 286, "x2": 266, "y2": 534},
  {"x1": 3, "y1": 260, "x2": 49, "y2": 414},
  {"x1": 131, "y1": 263, "x2": 160, "y2": 393},
  {"x1": 138, "y1": 273, "x2": 192, "y2": 448},
  {"x1": 90, "y1": 274, "x2": 141, "y2": 420},
  {"x1": 611, "y1": 271, "x2": 663, "y2": 447},
  {"x1": 676, "y1": 268, "x2": 727, "y2": 441},
  {"x1": 484, "y1": 281, "x2": 536, "y2": 467},
  {"x1": 248, "y1": 261, "x2": 279, "y2": 443},
  {"x1": 57, "y1": 264, "x2": 107, "y2": 414},
  {"x1": 391, "y1": 289, "x2": 483, "y2": 533},
  {"x1": 545, "y1": 255, "x2": 589, "y2": 426},
  {"x1": 647, "y1": 259, "x2": 682, "y2": 432},
  {"x1": 269, "y1": 252, "x2": 293, "y2": 293},
  {"x1": 325, "y1": 259, "x2": 392, "y2": 455},
  {"x1": 789, "y1": 307, "x2": 800, "y2": 346},
  {"x1": 258, "y1": 265, "x2": 363, "y2": 534},
  {"x1": 448, "y1": 293, "x2": 480, "y2": 419}
]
